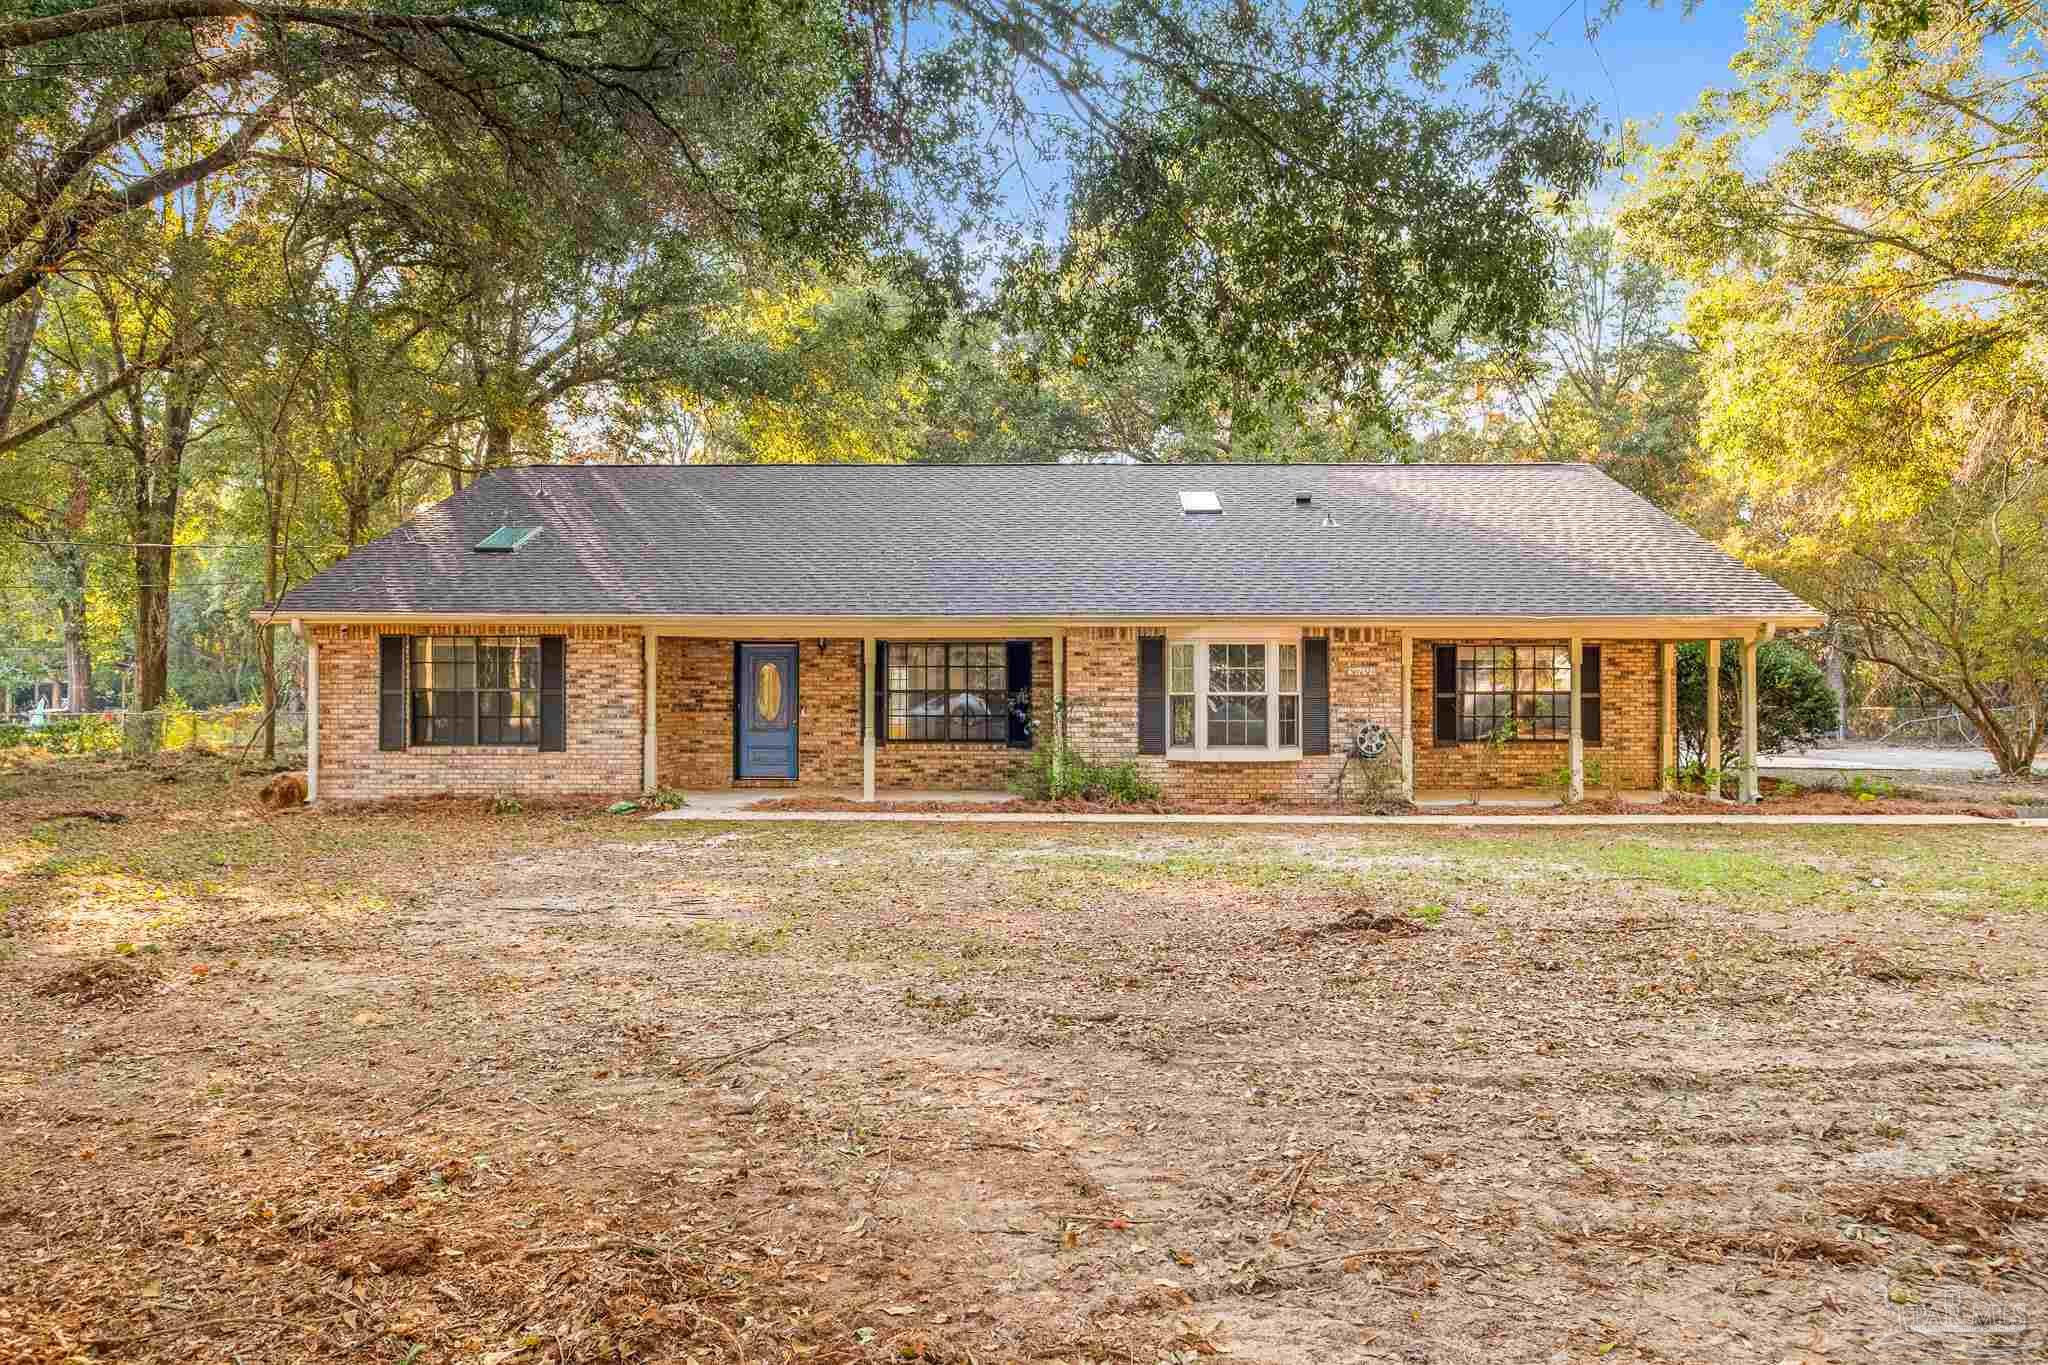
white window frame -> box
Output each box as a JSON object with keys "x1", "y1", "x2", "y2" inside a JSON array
[{"x1": 1165, "y1": 632, "x2": 1304, "y2": 762}]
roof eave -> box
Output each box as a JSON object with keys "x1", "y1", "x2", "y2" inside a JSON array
[{"x1": 257, "y1": 608, "x2": 1828, "y2": 638}]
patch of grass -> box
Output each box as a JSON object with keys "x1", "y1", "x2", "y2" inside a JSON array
[
  {"x1": 1589, "y1": 844, "x2": 1825, "y2": 897},
  {"x1": 680, "y1": 920, "x2": 790, "y2": 956},
  {"x1": 902, "y1": 987, "x2": 980, "y2": 1023},
  {"x1": 1408, "y1": 903, "x2": 1446, "y2": 924}
]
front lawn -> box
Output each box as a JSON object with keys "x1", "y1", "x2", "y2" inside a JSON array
[{"x1": 3, "y1": 751, "x2": 2044, "y2": 1363}]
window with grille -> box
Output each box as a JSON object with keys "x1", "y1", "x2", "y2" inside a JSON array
[
  {"x1": 1452, "y1": 644, "x2": 1584, "y2": 741},
  {"x1": 884, "y1": 642, "x2": 1009, "y2": 742},
  {"x1": 1165, "y1": 638, "x2": 1302, "y2": 756},
  {"x1": 409, "y1": 636, "x2": 542, "y2": 746}
]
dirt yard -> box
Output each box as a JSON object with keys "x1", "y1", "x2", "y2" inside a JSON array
[{"x1": 3, "y1": 752, "x2": 2045, "y2": 1364}]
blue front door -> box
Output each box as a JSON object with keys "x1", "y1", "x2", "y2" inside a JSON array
[{"x1": 737, "y1": 644, "x2": 799, "y2": 779}]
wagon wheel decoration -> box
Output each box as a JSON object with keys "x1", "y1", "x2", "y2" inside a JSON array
[{"x1": 1352, "y1": 722, "x2": 1391, "y2": 760}]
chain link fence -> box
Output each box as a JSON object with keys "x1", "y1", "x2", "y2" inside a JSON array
[
  {"x1": 1846, "y1": 704, "x2": 2035, "y2": 748},
  {"x1": 0, "y1": 705, "x2": 306, "y2": 758}
]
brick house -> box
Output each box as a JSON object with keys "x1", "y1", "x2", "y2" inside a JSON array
[{"x1": 270, "y1": 464, "x2": 1822, "y2": 805}]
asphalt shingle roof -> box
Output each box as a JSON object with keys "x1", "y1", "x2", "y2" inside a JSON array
[{"x1": 273, "y1": 463, "x2": 1820, "y2": 621}]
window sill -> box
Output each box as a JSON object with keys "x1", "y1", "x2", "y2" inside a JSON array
[
  {"x1": 1167, "y1": 747, "x2": 1304, "y2": 764},
  {"x1": 1439, "y1": 739, "x2": 1604, "y2": 747},
  {"x1": 405, "y1": 744, "x2": 543, "y2": 753},
  {"x1": 879, "y1": 740, "x2": 1022, "y2": 749}
]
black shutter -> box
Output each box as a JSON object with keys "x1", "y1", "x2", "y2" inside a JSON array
[
  {"x1": 1581, "y1": 645, "x2": 1602, "y2": 743},
  {"x1": 378, "y1": 636, "x2": 406, "y2": 751},
  {"x1": 1136, "y1": 636, "x2": 1165, "y2": 755},
  {"x1": 1302, "y1": 637, "x2": 1331, "y2": 756},
  {"x1": 872, "y1": 642, "x2": 888, "y2": 745},
  {"x1": 1432, "y1": 644, "x2": 1458, "y2": 743},
  {"x1": 1006, "y1": 640, "x2": 1034, "y2": 749},
  {"x1": 539, "y1": 636, "x2": 566, "y2": 752}
]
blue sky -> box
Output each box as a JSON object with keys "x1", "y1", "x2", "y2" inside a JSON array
[{"x1": 1502, "y1": 1, "x2": 1755, "y2": 139}]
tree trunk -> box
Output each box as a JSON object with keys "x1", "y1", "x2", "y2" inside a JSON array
[
  {"x1": 1825, "y1": 641, "x2": 1847, "y2": 740},
  {"x1": 132, "y1": 393, "x2": 193, "y2": 716},
  {"x1": 0, "y1": 292, "x2": 44, "y2": 439},
  {"x1": 134, "y1": 540, "x2": 172, "y2": 712},
  {"x1": 60, "y1": 592, "x2": 92, "y2": 712},
  {"x1": 1975, "y1": 707, "x2": 2042, "y2": 778}
]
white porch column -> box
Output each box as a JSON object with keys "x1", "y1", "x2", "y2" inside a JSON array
[
  {"x1": 1398, "y1": 629, "x2": 1414, "y2": 799},
  {"x1": 862, "y1": 636, "x2": 877, "y2": 802},
  {"x1": 642, "y1": 630, "x2": 658, "y2": 794},
  {"x1": 1568, "y1": 634, "x2": 1584, "y2": 803},
  {"x1": 1706, "y1": 639, "x2": 1723, "y2": 786},
  {"x1": 1660, "y1": 641, "x2": 1677, "y2": 793},
  {"x1": 1740, "y1": 636, "x2": 1761, "y2": 803},
  {"x1": 304, "y1": 639, "x2": 319, "y2": 804},
  {"x1": 1052, "y1": 631, "x2": 1067, "y2": 777}
]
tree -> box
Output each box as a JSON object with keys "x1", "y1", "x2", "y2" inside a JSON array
[
  {"x1": 34, "y1": 193, "x2": 227, "y2": 715},
  {"x1": 1000, "y1": 16, "x2": 1598, "y2": 428},
  {"x1": 2, "y1": 0, "x2": 1601, "y2": 452},
  {"x1": 1616, "y1": 0, "x2": 2048, "y2": 775},
  {"x1": 1675, "y1": 640, "x2": 1840, "y2": 768},
  {"x1": 1402, "y1": 215, "x2": 1709, "y2": 514},
  {"x1": 1620, "y1": 0, "x2": 2048, "y2": 514},
  {"x1": 1743, "y1": 451, "x2": 2047, "y2": 776}
]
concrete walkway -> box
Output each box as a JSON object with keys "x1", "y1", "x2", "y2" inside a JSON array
[
  {"x1": 662, "y1": 788, "x2": 1015, "y2": 815},
  {"x1": 1763, "y1": 745, "x2": 2045, "y2": 776},
  {"x1": 648, "y1": 804, "x2": 2045, "y2": 829}
]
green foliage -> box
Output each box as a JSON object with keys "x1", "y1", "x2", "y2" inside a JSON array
[
  {"x1": 2, "y1": 0, "x2": 1605, "y2": 708},
  {"x1": 1009, "y1": 744, "x2": 1162, "y2": 805},
  {"x1": 1402, "y1": 214, "x2": 1711, "y2": 519},
  {"x1": 0, "y1": 713, "x2": 120, "y2": 755},
  {"x1": 1675, "y1": 641, "x2": 1839, "y2": 761},
  {"x1": 1543, "y1": 756, "x2": 1609, "y2": 802},
  {"x1": 1000, "y1": 0, "x2": 1604, "y2": 428},
  {"x1": 1620, "y1": 0, "x2": 2048, "y2": 520},
  {"x1": 1667, "y1": 761, "x2": 1728, "y2": 799}
]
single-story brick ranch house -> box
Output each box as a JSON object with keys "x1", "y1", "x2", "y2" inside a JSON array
[{"x1": 269, "y1": 463, "x2": 1823, "y2": 805}]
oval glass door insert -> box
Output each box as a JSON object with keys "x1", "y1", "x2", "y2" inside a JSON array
[{"x1": 754, "y1": 661, "x2": 785, "y2": 726}]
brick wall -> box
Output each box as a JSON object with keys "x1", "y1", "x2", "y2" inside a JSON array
[
  {"x1": 1408, "y1": 638, "x2": 1663, "y2": 792},
  {"x1": 1064, "y1": 627, "x2": 1407, "y2": 801},
  {"x1": 310, "y1": 623, "x2": 643, "y2": 802},
  {"x1": 311, "y1": 622, "x2": 1669, "y2": 802},
  {"x1": 654, "y1": 638, "x2": 1052, "y2": 791}
]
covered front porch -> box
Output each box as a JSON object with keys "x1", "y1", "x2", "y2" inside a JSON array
[
  {"x1": 632, "y1": 622, "x2": 1778, "y2": 805},
  {"x1": 639, "y1": 628, "x2": 1058, "y2": 800}
]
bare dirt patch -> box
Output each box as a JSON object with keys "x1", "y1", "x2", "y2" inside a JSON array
[{"x1": 4, "y1": 757, "x2": 2046, "y2": 1363}]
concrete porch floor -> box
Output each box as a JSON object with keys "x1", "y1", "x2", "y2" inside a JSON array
[
  {"x1": 656, "y1": 788, "x2": 1017, "y2": 815},
  {"x1": 1414, "y1": 788, "x2": 1668, "y2": 809},
  {"x1": 652, "y1": 787, "x2": 1669, "y2": 815}
]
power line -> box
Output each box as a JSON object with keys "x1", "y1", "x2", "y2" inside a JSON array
[
  {"x1": 0, "y1": 532, "x2": 351, "y2": 551},
  {"x1": 0, "y1": 576, "x2": 284, "y2": 592}
]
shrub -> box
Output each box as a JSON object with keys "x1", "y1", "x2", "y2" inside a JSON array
[
  {"x1": 1543, "y1": 756, "x2": 1608, "y2": 801},
  {"x1": 1009, "y1": 743, "x2": 1162, "y2": 803},
  {"x1": 0, "y1": 714, "x2": 121, "y2": 755},
  {"x1": 1677, "y1": 641, "x2": 1838, "y2": 759}
]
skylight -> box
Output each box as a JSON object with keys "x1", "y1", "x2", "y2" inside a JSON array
[
  {"x1": 1179, "y1": 490, "x2": 1221, "y2": 515},
  {"x1": 474, "y1": 525, "x2": 542, "y2": 554}
]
